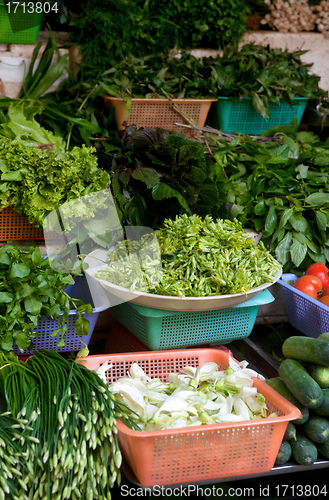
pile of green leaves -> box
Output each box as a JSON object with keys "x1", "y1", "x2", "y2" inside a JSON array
[
  {"x1": 0, "y1": 137, "x2": 110, "y2": 228},
  {"x1": 101, "y1": 127, "x2": 222, "y2": 228},
  {"x1": 98, "y1": 44, "x2": 327, "y2": 120},
  {"x1": 97, "y1": 214, "x2": 280, "y2": 297},
  {"x1": 207, "y1": 120, "x2": 329, "y2": 272},
  {"x1": 0, "y1": 245, "x2": 93, "y2": 353},
  {"x1": 69, "y1": 0, "x2": 251, "y2": 76},
  {"x1": 208, "y1": 43, "x2": 327, "y2": 119}
]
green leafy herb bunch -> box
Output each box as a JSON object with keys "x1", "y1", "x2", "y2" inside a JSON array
[{"x1": 0, "y1": 245, "x2": 93, "y2": 353}]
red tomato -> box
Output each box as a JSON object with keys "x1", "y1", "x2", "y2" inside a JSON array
[
  {"x1": 293, "y1": 275, "x2": 322, "y2": 299},
  {"x1": 322, "y1": 288, "x2": 329, "y2": 297},
  {"x1": 319, "y1": 295, "x2": 329, "y2": 307},
  {"x1": 305, "y1": 263, "x2": 329, "y2": 291}
]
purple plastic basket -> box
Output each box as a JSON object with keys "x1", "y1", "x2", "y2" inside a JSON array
[
  {"x1": 278, "y1": 273, "x2": 329, "y2": 338},
  {"x1": 13, "y1": 276, "x2": 109, "y2": 355}
]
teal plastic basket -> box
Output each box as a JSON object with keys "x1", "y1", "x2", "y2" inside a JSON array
[
  {"x1": 110, "y1": 289, "x2": 274, "y2": 350},
  {"x1": 208, "y1": 97, "x2": 308, "y2": 135},
  {"x1": 0, "y1": 2, "x2": 43, "y2": 44}
]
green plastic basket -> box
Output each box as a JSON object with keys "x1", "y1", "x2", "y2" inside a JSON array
[
  {"x1": 0, "y1": 2, "x2": 43, "y2": 44},
  {"x1": 208, "y1": 96, "x2": 308, "y2": 135},
  {"x1": 110, "y1": 289, "x2": 274, "y2": 350}
]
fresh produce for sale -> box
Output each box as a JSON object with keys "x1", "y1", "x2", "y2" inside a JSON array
[
  {"x1": 0, "y1": 350, "x2": 138, "y2": 500},
  {"x1": 308, "y1": 364, "x2": 329, "y2": 388},
  {"x1": 278, "y1": 358, "x2": 323, "y2": 409},
  {"x1": 282, "y1": 336, "x2": 329, "y2": 366},
  {"x1": 96, "y1": 214, "x2": 280, "y2": 297},
  {"x1": 313, "y1": 389, "x2": 329, "y2": 416},
  {"x1": 0, "y1": 137, "x2": 110, "y2": 229},
  {"x1": 275, "y1": 440, "x2": 292, "y2": 465},
  {"x1": 105, "y1": 357, "x2": 273, "y2": 431},
  {"x1": 317, "y1": 439, "x2": 329, "y2": 458},
  {"x1": 302, "y1": 415, "x2": 329, "y2": 443},
  {"x1": 284, "y1": 421, "x2": 297, "y2": 440},
  {"x1": 293, "y1": 275, "x2": 323, "y2": 298},
  {"x1": 266, "y1": 377, "x2": 309, "y2": 424},
  {"x1": 305, "y1": 262, "x2": 329, "y2": 291},
  {"x1": 290, "y1": 433, "x2": 318, "y2": 465},
  {"x1": 0, "y1": 245, "x2": 93, "y2": 352}
]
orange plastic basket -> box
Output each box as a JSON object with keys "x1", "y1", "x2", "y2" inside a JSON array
[
  {"x1": 79, "y1": 348, "x2": 300, "y2": 486},
  {"x1": 0, "y1": 206, "x2": 44, "y2": 242},
  {"x1": 102, "y1": 96, "x2": 217, "y2": 134}
]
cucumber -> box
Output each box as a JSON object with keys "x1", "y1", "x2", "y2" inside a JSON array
[
  {"x1": 279, "y1": 359, "x2": 324, "y2": 409},
  {"x1": 308, "y1": 363, "x2": 329, "y2": 388},
  {"x1": 275, "y1": 440, "x2": 292, "y2": 465},
  {"x1": 302, "y1": 415, "x2": 329, "y2": 443},
  {"x1": 284, "y1": 421, "x2": 297, "y2": 441},
  {"x1": 266, "y1": 377, "x2": 309, "y2": 424},
  {"x1": 317, "y1": 439, "x2": 329, "y2": 458},
  {"x1": 318, "y1": 332, "x2": 329, "y2": 342},
  {"x1": 313, "y1": 389, "x2": 329, "y2": 416},
  {"x1": 282, "y1": 336, "x2": 329, "y2": 366},
  {"x1": 290, "y1": 434, "x2": 318, "y2": 466}
]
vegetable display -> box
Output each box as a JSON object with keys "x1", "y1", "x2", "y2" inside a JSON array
[
  {"x1": 0, "y1": 137, "x2": 110, "y2": 229},
  {"x1": 100, "y1": 356, "x2": 272, "y2": 431},
  {"x1": 207, "y1": 125, "x2": 329, "y2": 273},
  {"x1": 96, "y1": 214, "x2": 280, "y2": 297},
  {"x1": 0, "y1": 350, "x2": 138, "y2": 500},
  {"x1": 102, "y1": 127, "x2": 220, "y2": 228},
  {"x1": 0, "y1": 245, "x2": 93, "y2": 352},
  {"x1": 269, "y1": 333, "x2": 329, "y2": 466}
]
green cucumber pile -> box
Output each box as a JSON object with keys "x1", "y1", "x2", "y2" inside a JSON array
[
  {"x1": 267, "y1": 332, "x2": 329, "y2": 466},
  {"x1": 0, "y1": 350, "x2": 138, "y2": 500}
]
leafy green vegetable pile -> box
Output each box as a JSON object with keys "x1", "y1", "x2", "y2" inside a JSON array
[
  {"x1": 70, "y1": 0, "x2": 251, "y2": 74},
  {"x1": 207, "y1": 121, "x2": 329, "y2": 272},
  {"x1": 0, "y1": 245, "x2": 93, "y2": 353},
  {"x1": 0, "y1": 350, "x2": 138, "y2": 500},
  {"x1": 98, "y1": 44, "x2": 326, "y2": 119},
  {"x1": 101, "y1": 127, "x2": 221, "y2": 228},
  {"x1": 0, "y1": 137, "x2": 110, "y2": 229},
  {"x1": 96, "y1": 214, "x2": 280, "y2": 297}
]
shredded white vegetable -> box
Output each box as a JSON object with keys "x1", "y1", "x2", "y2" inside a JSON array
[{"x1": 97, "y1": 357, "x2": 275, "y2": 431}]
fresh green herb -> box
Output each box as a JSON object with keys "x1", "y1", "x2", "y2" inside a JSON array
[
  {"x1": 97, "y1": 44, "x2": 326, "y2": 119},
  {"x1": 0, "y1": 137, "x2": 110, "y2": 228},
  {"x1": 0, "y1": 245, "x2": 93, "y2": 352},
  {"x1": 0, "y1": 349, "x2": 138, "y2": 500},
  {"x1": 101, "y1": 127, "x2": 221, "y2": 228},
  {"x1": 96, "y1": 214, "x2": 280, "y2": 297},
  {"x1": 203, "y1": 120, "x2": 329, "y2": 272},
  {"x1": 70, "y1": 0, "x2": 251, "y2": 75}
]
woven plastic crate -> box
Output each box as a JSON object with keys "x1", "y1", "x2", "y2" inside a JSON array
[
  {"x1": 278, "y1": 273, "x2": 329, "y2": 338},
  {"x1": 79, "y1": 348, "x2": 300, "y2": 486},
  {"x1": 13, "y1": 276, "x2": 109, "y2": 355},
  {"x1": 109, "y1": 289, "x2": 274, "y2": 350},
  {"x1": 0, "y1": 2, "x2": 43, "y2": 44},
  {"x1": 208, "y1": 97, "x2": 308, "y2": 135},
  {"x1": 102, "y1": 96, "x2": 217, "y2": 134},
  {"x1": 0, "y1": 206, "x2": 44, "y2": 242}
]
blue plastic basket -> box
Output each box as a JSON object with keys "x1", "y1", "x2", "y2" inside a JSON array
[
  {"x1": 13, "y1": 276, "x2": 109, "y2": 355},
  {"x1": 278, "y1": 273, "x2": 329, "y2": 338},
  {"x1": 110, "y1": 289, "x2": 274, "y2": 350},
  {"x1": 209, "y1": 97, "x2": 308, "y2": 135}
]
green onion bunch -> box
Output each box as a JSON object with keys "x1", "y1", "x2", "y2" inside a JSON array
[{"x1": 0, "y1": 350, "x2": 138, "y2": 500}]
